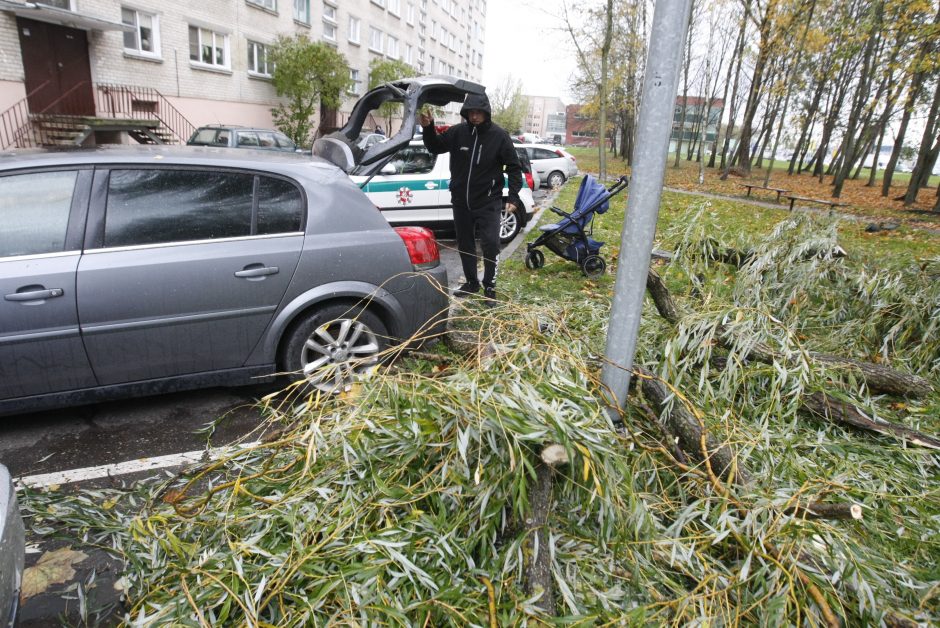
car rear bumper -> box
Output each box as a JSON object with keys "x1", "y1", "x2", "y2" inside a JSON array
[
  {"x1": 399, "y1": 265, "x2": 449, "y2": 347},
  {"x1": 0, "y1": 465, "x2": 24, "y2": 628}
]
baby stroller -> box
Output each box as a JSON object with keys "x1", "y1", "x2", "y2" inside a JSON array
[{"x1": 524, "y1": 174, "x2": 629, "y2": 278}]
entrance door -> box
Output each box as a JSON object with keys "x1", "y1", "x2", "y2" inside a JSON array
[{"x1": 17, "y1": 18, "x2": 95, "y2": 115}]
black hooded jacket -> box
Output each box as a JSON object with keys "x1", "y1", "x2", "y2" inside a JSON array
[{"x1": 421, "y1": 93, "x2": 523, "y2": 211}]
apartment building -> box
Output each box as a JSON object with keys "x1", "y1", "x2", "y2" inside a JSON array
[
  {"x1": 522, "y1": 94, "x2": 565, "y2": 139},
  {"x1": 0, "y1": 0, "x2": 486, "y2": 148}
]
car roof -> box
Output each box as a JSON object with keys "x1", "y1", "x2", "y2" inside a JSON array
[{"x1": 0, "y1": 145, "x2": 324, "y2": 172}]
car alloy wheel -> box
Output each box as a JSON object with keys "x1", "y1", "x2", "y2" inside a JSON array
[
  {"x1": 547, "y1": 171, "x2": 566, "y2": 188},
  {"x1": 282, "y1": 304, "x2": 387, "y2": 394},
  {"x1": 499, "y1": 208, "x2": 521, "y2": 243}
]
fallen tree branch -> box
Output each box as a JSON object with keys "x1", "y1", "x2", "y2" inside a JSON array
[
  {"x1": 523, "y1": 450, "x2": 561, "y2": 615},
  {"x1": 634, "y1": 366, "x2": 751, "y2": 487},
  {"x1": 801, "y1": 392, "x2": 940, "y2": 450},
  {"x1": 785, "y1": 501, "x2": 864, "y2": 521}
]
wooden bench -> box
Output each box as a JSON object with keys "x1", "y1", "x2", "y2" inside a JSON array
[
  {"x1": 740, "y1": 183, "x2": 790, "y2": 202},
  {"x1": 782, "y1": 195, "x2": 849, "y2": 212}
]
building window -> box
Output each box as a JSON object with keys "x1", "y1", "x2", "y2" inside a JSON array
[
  {"x1": 41, "y1": 0, "x2": 71, "y2": 8},
  {"x1": 371, "y1": 0, "x2": 385, "y2": 7},
  {"x1": 388, "y1": 0, "x2": 401, "y2": 15},
  {"x1": 349, "y1": 68, "x2": 361, "y2": 95},
  {"x1": 369, "y1": 27, "x2": 383, "y2": 52},
  {"x1": 386, "y1": 35, "x2": 399, "y2": 59},
  {"x1": 323, "y1": 2, "x2": 336, "y2": 21},
  {"x1": 293, "y1": 0, "x2": 310, "y2": 23},
  {"x1": 247, "y1": 40, "x2": 271, "y2": 76},
  {"x1": 406, "y1": 3, "x2": 415, "y2": 24},
  {"x1": 189, "y1": 26, "x2": 230, "y2": 69},
  {"x1": 348, "y1": 16, "x2": 361, "y2": 44},
  {"x1": 323, "y1": 21, "x2": 337, "y2": 42},
  {"x1": 247, "y1": 0, "x2": 276, "y2": 10},
  {"x1": 121, "y1": 8, "x2": 159, "y2": 57},
  {"x1": 404, "y1": 44, "x2": 413, "y2": 65}
]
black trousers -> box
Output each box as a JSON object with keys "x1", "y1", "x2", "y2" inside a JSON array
[{"x1": 453, "y1": 199, "x2": 501, "y2": 288}]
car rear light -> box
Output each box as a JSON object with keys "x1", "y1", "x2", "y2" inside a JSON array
[
  {"x1": 394, "y1": 226, "x2": 440, "y2": 269},
  {"x1": 555, "y1": 149, "x2": 575, "y2": 162},
  {"x1": 525, "y1": 171, "x2": 535, "y2": 190}
]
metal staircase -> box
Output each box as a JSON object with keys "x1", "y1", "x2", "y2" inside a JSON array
[{"x1": 0, "y1": 82, "x2": 195, "y2": 150}]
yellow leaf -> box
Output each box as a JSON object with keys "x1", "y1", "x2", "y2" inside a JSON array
[{"x1": 21, "y1": 547, "x2": 88, "y2": 599}]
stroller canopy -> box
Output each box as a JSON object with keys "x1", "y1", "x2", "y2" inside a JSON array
[{"x1": 551, "y1": 175, "x2": 611, "y2": 234}]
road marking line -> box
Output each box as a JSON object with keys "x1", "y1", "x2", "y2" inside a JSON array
[{"x1": 16, "y1": 441, "x2": 261, "y2": 489}]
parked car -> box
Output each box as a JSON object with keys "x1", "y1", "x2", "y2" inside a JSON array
[
  {"x1": 519, "y1": 143, "x2": 579, "y2": 188},
  {"x1": 0, "y1": 463, "x2": 24, "y2": 627},
  {"x1": 187, "y1": 125, "x2": 299, "y2": 152},
  {"x1": 351, "y1": 140, "x2": 536, "y2": 243},
  {"x1": 0, "y1": 146, "x2": 448, "y2": 415},
  {"x1": 516, "y1": 145, "x2": 541, "y2": 190},
  {"x1": 517, "y1": 132, "x2": 542, "y2": 143}
]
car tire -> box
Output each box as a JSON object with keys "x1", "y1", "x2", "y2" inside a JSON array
[
  {"x1": 547, "y1": 171, "x2": 566, "y2": 188},
  {"x1": 280, "y1": 303, "x2": 388, "y2": 394},
  {"x1": 499, "y1": 208, "x2": 522, "y2": 243}
]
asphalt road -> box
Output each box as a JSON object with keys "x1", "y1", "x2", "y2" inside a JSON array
[{"x1": 1, "y1": 184, "x2": 552, "y2": 626}]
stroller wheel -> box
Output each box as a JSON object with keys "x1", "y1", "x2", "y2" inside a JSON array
[
  {"x1": 581, "y1": 255, "x2": 606, "y2": 278},
  {"x1": 525, "y1": 249, "x2": 545, "y2": 270}
]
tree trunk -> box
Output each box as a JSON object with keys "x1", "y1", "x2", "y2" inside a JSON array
[
  {"x1": 801, "y1": 391, "x2": 940, "y2": 449},
  {"x1": 524, "y1": 457, "x2": 557, "y2": 614},
  {"x1": 904, "y1": 77, "x2": 940, "y2": 205},
  {"x1": 719, "y1": 0, "x2": 750, "y2": 177},
  {"x1": 832, "y1": 4, "x2": 883, "y2": 198}
]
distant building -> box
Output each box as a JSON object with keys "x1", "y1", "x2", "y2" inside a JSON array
[
  {"x1": 523, "y1": 94, "x2": 565, "y2": 139},
  {"x1": 671, "y1": 96, "x2": 723, "y2": 149},
  {"x1": 565, "y1": 104, "x2": 596, "y2": 146}
]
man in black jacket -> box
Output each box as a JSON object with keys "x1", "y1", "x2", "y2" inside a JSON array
[{"x1": 420, "y1": 93, "x2": 523, "y2": 305}]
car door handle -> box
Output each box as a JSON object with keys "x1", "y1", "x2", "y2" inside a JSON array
[
  {"x1": 5, "y1": 287, "x2": 64, "y2": 302},
  {"x1": 234, "y1": 265, "x2": 279, "y2": 279}
]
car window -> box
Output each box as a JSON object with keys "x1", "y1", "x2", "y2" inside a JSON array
[
  {"x1": 258, "y1": 132, "x2": 277, "y2": 148},
  {"x1": 189, "y1": 128, "x2": 219, "y2": 145},
  {"x1": 0, "y1": 170, "x2": 77, "y2": 257},
  {"x1": 396, "y1": 147, "x2": 435, "y2": 174},
  {"x1": 237, "y1": 132, "x2": 260, "y2": 147},
  {"x1": 257, "y1": 176, "x2": 304, "y2": 235},
  {"x1": 275, "y1": 133, "x2": 295, "y2": 150},
  {"x1": 216, "y1": 130, "x2": 231, "y2": 146},
  {"x1": 533, "y1": 148, "x2": 559, "y2": 160},
  {"x1": 104, "y1": 169, "x2": 253, "y2": 247}
]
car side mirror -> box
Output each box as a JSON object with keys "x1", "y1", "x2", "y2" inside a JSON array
[{"x1": 381, "y1": 163, "x2": 397, "y2": 174}]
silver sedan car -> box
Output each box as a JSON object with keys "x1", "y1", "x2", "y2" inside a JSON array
[{"x1": 0, "y1": 147, "x2": 448, "y2": 415}]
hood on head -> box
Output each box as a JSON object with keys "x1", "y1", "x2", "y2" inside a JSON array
[{"x1": 460, "y1": 92, "x2": 492, "y2": 122}]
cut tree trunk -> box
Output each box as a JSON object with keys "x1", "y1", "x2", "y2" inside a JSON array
[{"x1": 524, "y1": 455, "x2": 558, "y2": 614}]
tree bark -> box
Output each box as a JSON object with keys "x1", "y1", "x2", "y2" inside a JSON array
[
  {"x1": 635, "y1": 366, "x2": 751, "y2": 486},
  {"x1": 524, "y1": 458, "x2": 557, "y2": 614},
  {"x1": 784, "y1": 501, "x2": 863, "y2": 521},
  {"x1": 801, "y1": 391, "x2": 940, "y2": 450}
]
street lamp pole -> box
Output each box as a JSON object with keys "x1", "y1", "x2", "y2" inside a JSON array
[{"x1": 601, "y1": 0, "x2": 693, "y2": 413}]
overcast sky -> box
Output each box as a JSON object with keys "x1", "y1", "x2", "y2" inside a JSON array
[{"x1": 481, "y1": 0, "x2": 578, "y2": 103}]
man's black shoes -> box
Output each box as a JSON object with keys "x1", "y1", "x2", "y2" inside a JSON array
[
  {"x1": 453, "y1": 282, "x2": 480, "y2": 298},
  {"x1": 482, "y1": 286, "x2": 497, "y2": 307}
]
